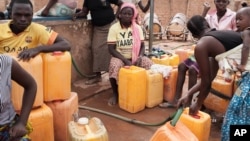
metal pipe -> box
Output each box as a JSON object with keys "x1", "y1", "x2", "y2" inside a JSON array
[{"x1": 148, "y1": 0, "x2": 154, "y2": 53}]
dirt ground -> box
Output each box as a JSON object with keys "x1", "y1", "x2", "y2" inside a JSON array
[
  {"x1": 71, "y1": 38, "x2": 222, "y2": 141},
  {"x1": 72, "y1": 79, "x2": 222, "y2": 141}
]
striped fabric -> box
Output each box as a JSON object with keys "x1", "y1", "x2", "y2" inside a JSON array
[{"x1": 0, "y1": 55, "x2": 33, "y2": 141}]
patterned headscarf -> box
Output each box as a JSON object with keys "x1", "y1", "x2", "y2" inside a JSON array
[{"x1": 120, "y1": 2, "x2": 141, "y2": 64}]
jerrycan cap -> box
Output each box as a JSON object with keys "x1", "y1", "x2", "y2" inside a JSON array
[{"x1": 78, "y1": 117, "x2": 89, "y2": 125}]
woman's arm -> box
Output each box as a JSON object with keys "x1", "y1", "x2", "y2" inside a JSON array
[
  {"x1": 72, "y1": 1, "x2": 89, "y2": 20},
  {"x1": 41, "y1": 0, "x2": 58, "y2": 16},
  {"x1": 17, "y1": 35, "x2": 71, "y2": 61},
  {"x1": 238, "y1": 29, "x2": 250, "y2": 72},
  {"x1": 201, "y1": 2, "x2": 210, "y2": 17},
  {"x1": 9, "y1": 59, "x2": 37, "y2": 138},
  {"x1": 137, "y1": 0, "x2": 150, "y2": 13}
]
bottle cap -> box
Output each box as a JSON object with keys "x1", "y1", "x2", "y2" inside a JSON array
[{"x1": 78, "y1": 117, "x2": 89, "y2": 125}]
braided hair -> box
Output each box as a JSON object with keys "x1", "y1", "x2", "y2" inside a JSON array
[{"x1": 187, "y1": 15, "x2": 210, "y2": 39}]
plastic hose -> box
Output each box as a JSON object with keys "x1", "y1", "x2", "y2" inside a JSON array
[
  {"x1": 79, "y1": 105, "x2": 183, "y2": 127},
  {"x1": 71, "y1": 55, "x2": 106, "y2": 78},
  {"x1": 170, "y1": 108, "x2": 183, "y2": 126}
]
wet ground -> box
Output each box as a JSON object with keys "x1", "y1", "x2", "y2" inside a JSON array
[{"x1": 71, "y1": 38, "x2": 222, "y2": 141}]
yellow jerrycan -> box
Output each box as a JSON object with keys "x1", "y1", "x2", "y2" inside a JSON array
[
  {"x1": 68, "y1": 117, "x2": 109, "y2": 141},
  {"x1": 42, "y1": 51, "x2": 71, "y2": 102},
  {"x1": 10, "y1": 53, "x2": 44, "y2": 111},
  {"x1": 118, "y1": 66, "x2": 147, "y2": 113}
]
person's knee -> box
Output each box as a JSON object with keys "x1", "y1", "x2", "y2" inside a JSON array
[{"x1": 178, "y1": 63, "x2": 187, "y2": 72}]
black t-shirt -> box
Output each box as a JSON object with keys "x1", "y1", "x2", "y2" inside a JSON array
[
  {"x1": 84, "y1": 0, "x2": 119, "y2": 26},
  {"x1": 204, "y1": 29, "x2": 243, "y2": 51}
]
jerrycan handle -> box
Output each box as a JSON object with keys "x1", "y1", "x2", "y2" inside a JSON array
[{"x1": 170, "y1": 107, "x2": 184, "y2": 127}]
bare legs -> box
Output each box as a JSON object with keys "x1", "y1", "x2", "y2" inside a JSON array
[
  {"x1": 159, "y1": 62, "x2": 198, "y2": 108},
  {"x1": 108, "y1": 78, "x2": 118, "y2": 106}
]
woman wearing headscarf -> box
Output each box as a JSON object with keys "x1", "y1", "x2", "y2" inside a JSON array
[{"x1": 107, "y1": 2, "x2": 153, "y2": 105}]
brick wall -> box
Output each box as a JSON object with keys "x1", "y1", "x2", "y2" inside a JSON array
[
  {"x1": 0, "y1": 0, "x2": 240, "y2": 25},
  {"x1": 138, "y1": 0, "x2": 238, "y2": 28},
  {"x1": 0, "y1": 0, "x2": 248, "y2": 30}
]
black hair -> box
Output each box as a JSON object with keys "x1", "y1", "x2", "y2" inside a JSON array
[
  {"x1": 242, "y1": 2, "x2": 248, "y2": 7},
  {"x1": 7, "y1": 0, "x2": 33, "y2": 19},
  {"x1": 187, "y1": 15, "x2": 210, "y2": 38}
]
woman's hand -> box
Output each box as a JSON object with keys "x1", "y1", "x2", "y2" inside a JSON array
[
  {"x1": 237, "y1": 64, "x2": 246, "y2": 73},
  {"x1": 72, "y1": 10, "x2": 87, "y2": 21},
  {"x1": 133, "y1": 56, "x2": 142, "y2": 66},
  {"x1": 9, "y1": 122, "x2": 27, "y2": 141},
  {"x1": 203, "y1": 2, "x2": 211, "y2": 11},
  {"x1": 176, "y1": 94, "x2": 192, "y2": 108},
  {"x1": 18, "y1": 48, "x2": 41, "y2": 61},
  {"x1": 124, "y1": 59, "x2": 132, "y2": 66},
  {"x1": 189, "y1": 100, "x2": 202, "y2": 116}
]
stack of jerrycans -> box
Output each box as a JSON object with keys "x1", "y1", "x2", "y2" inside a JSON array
[
  {"x1": 43, "y1": 51, "x2": 79, "y2": 141},
  {"x1": 204, "y1": 70, "x2": 235, "y2": 114},
  {"x1": 10, "y1": 53, "x2": 54, "y2": 141},
  {"x1": 151, "y1": 51, "x2": 180, "y2": 105}
]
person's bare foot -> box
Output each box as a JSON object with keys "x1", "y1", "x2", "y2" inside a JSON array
[{"x1": 108, "y1": 96, "x2": 118, "y2": 106}]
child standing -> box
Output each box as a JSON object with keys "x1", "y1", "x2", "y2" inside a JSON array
[{"x1": 221, "y1": 7, "x2": 250, "y2": 141}]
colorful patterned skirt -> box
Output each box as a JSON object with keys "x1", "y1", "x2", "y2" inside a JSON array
[
  {"x1": 0, "y1": 115, "x2": 32, "y2": 141},
  {"x1": 221, "y1": 72, "x2": 250, "y2": 141},
  {"x1": 183, "y1": 55, "x2": 199, "y2": 73}
]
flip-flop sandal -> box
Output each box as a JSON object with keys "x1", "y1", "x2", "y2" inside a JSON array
[{"x1": 158, "y1": 102, "x2": 176, "y2": 108}]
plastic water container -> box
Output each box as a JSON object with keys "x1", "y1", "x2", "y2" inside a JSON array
[
  {"x1": 175, "y1": 48, "x2": 192, "y2": 63},
  {"x1": 28, "y1": 104, "x2": 54, "y2": 141},
  {"x1": 68, "y1": 117, "x2": 109, "y2": 141},
  {"x1": 168, "y1": 53, "x2": 180, "y2": 67},
  {"x1": 146, "y1": 70, "x2": 163, "y2": 108},
  {"x1": 151, "y1": 55, "x2": 170, "y2": 66},
  {"x1": 203, "y1": 92, "x2": 230, "y2": 114},
  {"x1": 46, "y1": 92, "x2": 79, "y2": 141},
  {"x1": 150, "y1": 121, "x2": 198, "y2": 141},
  {"x1": 10, "y1": 53, "x2": 44, "y2": 111},
  {"x1": 151, "y1": 53, "x2": 179, "y2": 67},
  {"x1": 211, "y1": 71, "x2": 234, "y2": 98},
  {"x1": 42, "y1": 51, "x2": 71, "y2": 102},
  {"x1": 118, "y1": 66, "x2": 147, "y2": 113},
  {"x1": 163, "y1": 68, "x2": 178, "y2": 102},
  {"x1": 179, "y1": 108, "x2": 211, "y2": 141}
]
